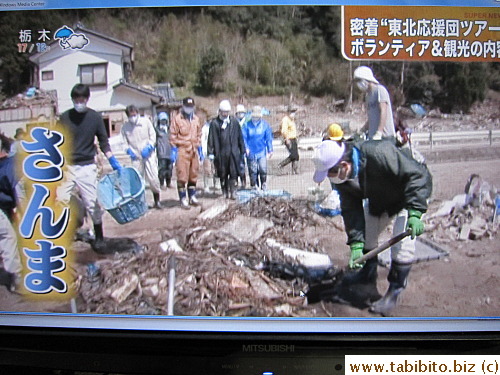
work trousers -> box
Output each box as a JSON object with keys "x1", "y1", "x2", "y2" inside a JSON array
[
  {"x1": 248, "y1": 155, "x2": 267, "y2": 188},
  {"x1": 131, "y1": 155, "x2": 161, "y2": 194},
  {"x1": 56, "y1": 163, "x2": 103, "y2": 225},
  {"x1": 364, "y1": 204, "x2": 415, "y2": 265},
  {"x1": 0, "y1": 210, "x2": 21, "y2": 276},
  {"x1": 175, "y1": 147, "x2": 199, "y2": 186},
  {"x1": 202, "y1": 159, "x2": 216, "y2": 190},
  {"x1": 158, "y1": 158, "x2": 173, "y2": 186}
]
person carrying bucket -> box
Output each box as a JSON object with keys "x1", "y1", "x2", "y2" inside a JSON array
[{"x1": 56, "y1": 84, "x2": 123, "y2": 251}]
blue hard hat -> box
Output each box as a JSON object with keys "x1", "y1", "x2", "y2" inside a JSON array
[{"x1": 158, "y1": 112, "x2": 168, "y2": 121}]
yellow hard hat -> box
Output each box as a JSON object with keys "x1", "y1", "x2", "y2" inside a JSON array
[{"x1": 327, "y1": 123, "x2": 344, "y2": 141}]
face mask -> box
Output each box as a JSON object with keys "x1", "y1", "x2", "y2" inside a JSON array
[
  {"x1": 251, "y1": 117, "x2": 260, "y2": 124},
  {"x1": 236, "y1": 113, "x2": 245, "y2": 120},
  {"x1": 128, "y1": 115, "x2": 138, "y2": 124},
  {"x1": 328, "y1": 166, "x2": 349, "y2": 184},
  {"x1": 183, "y1": 106, "x2": 194, "y2": 115},
  {"x1": 290, "y1": 112, "x2": 296, "y2": 119},
  {"x1": 74, "y1": 103, "x2": 87, "y2": 113},
  {"x1": 219, "y1": 114, "x2": 229, "y2": 122},
  {"x1": 356, "y1": 80, "x2": 369, "y2": 92}
]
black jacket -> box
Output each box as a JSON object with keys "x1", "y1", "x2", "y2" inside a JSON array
[
  {"x1": 207, "y1": 116, "x2": 245, "y2": 179},
  {"x1": 335, "y1": 139, "x2": 433, "y2": 245}
]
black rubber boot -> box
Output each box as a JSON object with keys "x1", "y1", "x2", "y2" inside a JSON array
[
  {"x1": 153, "y1": 192, "x2": 161, "y2": 209},
  {"x1": 369, "y1": 262, "x2": 412, "y2": 316},
  {"x1": 229, "y1": 179, "x2": 237, "y2": 200},
  {"x1": 92, "y1": 223, "x2": 106, "y2": 252},
  {"x1": 221, "y1": 178, "x2": 229, "y2": 198}
]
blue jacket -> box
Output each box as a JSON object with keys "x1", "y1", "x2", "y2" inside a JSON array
[{"x1": 241, "y1": 119, "x2": 273, "y2": 159}]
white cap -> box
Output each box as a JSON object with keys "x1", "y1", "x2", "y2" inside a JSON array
[
  {"x1": 236, "y1": 104, "x2": 246, "y2": 113},
  {"x1": 312, "y1": 140, "x2": 346, "y2": 183},
  {"x1": 251, "y1": 105, "x2": 263, "y2": 118},
  {"x1": 219, "y1": 100, "x2": 231, "y2": 112},
  {"x1": 353, "y1": 66, "x2": 379, "y2": 84}
]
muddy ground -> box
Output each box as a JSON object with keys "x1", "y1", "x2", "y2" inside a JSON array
[{"x1": 1, "y1": 153, "x2": 498, "y2": 318}]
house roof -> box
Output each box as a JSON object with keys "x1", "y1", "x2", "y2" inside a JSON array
[
  {"x1": 74, "y1": 24, "x2": 133, "y2": 50},
  {"x1": 113, "y1": 80, "x2": 163, "y2": 104}
]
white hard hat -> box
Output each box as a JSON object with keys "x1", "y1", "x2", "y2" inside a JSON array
[
  {"x1": 353, "y1": 66, "x2": 379, "y2": 84},
  {"x1": 219, "y1": 100, "x2": 231, "y2": 112},
  {"x1": 236, "y1": 104, "x2": 246, "y2": 113}
]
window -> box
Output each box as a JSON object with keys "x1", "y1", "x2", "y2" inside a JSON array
[
  {"x1": 41, "y1": 70, "x2": 54, "y2": 81},
  {"x1": 79, "y1": 63, "x2": 107, "y2": 85}
]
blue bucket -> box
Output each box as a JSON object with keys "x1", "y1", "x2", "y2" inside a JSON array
[{"x1": 97, "y1": 167, "x2": 148, "y2": 224}]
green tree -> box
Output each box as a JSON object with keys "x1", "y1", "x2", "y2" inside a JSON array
[{"x1": 196, "y1": 46, "x2": 225, "y2": 94}]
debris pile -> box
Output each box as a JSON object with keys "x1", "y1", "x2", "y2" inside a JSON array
[
  {"x1": 77, "y1": 197, "x2": 336, "y2": 316},
  {"x1": 424, "y1": 175, "x2": 498, "y2": 243},
  {"x1": 1, "y1": 88, "x2": 56, "y2": 109}
]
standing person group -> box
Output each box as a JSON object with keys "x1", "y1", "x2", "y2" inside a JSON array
[{"x1": 278, "y1": 105, "x2": 299, "y2": 174}]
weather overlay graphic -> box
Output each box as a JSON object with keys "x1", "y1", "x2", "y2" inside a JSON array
[{"x1": 17, "y1": 25, "x2": 89, "y2": 54}]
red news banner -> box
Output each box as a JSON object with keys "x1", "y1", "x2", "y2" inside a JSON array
[{"x1": 342, "y1": 6, "x2": 500, "y2": 62}]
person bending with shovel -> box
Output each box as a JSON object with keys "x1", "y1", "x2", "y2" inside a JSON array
[{"x1": 312, "y1": 138, "x2": 432, "y2": 316}]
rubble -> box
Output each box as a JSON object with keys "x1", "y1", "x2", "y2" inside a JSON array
[
  {"x1": 76, "y1": 197, "x2": 336, "y2": 317},
  {"x1": 425, "y1": 175, "x2": 498, "y2": 242}
]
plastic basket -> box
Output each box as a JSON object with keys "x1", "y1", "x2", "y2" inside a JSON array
[{"x1": 97, "y1": 167, "x2": 148, "y2": 224}]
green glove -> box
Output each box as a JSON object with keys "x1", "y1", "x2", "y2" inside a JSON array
[
  {"x1": 349, "y1": 242, "x2": 364, "y2": 269},
  {"x1": 407, "y1": 209, "x2": 424, "y2": 239}
]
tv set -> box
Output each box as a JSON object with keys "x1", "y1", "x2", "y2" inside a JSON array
[{"x1": 0, "y1": 1, "x2": 499, "y2": 373}]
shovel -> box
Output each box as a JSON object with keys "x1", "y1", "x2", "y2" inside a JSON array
[
  {"x1": 306, "y1": 228, "x2": 412, "y2": 304},
  {"x1": 352, "y1": 228, "x2": 412, "y2": 265}
]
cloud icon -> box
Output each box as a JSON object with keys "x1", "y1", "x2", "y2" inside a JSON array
[{"x1": 66, "y1": 34, "x2": 89, "y2": 49}]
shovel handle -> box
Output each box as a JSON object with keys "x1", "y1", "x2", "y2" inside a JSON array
[{"x1": 353, "y1": 228, "x2": 412, "y2": 265}]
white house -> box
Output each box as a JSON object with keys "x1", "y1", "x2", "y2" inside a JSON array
[{"x1": 29, "y1": 24, "x2": 164, "y2": 136}]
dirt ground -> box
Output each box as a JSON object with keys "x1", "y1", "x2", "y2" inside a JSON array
[
  {"x1": 1, "y1": 96, "x2": 498, "y2": 317},
  {"x1": 1, "y1": 153, "x2": 498, "y2": 318}
]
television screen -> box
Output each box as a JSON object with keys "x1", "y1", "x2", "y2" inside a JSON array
[{"x1": 0, "y1": 0, "x2": 499, "y2": 373}]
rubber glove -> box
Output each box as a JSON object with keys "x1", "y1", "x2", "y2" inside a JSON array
[
  {"x1": 108, "y1": 156, "x2": 122, "y2": 171},
  {"x1": 407, "y1": 209, "x2": 424, "y2": 239},
  {"x1": 170, "y1": 147, "x2": 178, "y2": 163},
  {"x1": 349, "y1": 242, "x2": 364, "y2": 269},
  {"x1": 198, "y1": 146, "x2": 204, "y2": 162},
  {"x1": 208, "y1": 154, "x2": 215, "y2": 161},
  {"x1": 126, "y1": 148, "x2": 138, "y2": 161},
  {"x1": 141, "y1": 144, "x2": 155, "y2": 159},
  {"x1": 372, "y1": 131, "x2": 383, "y2": 140}
]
